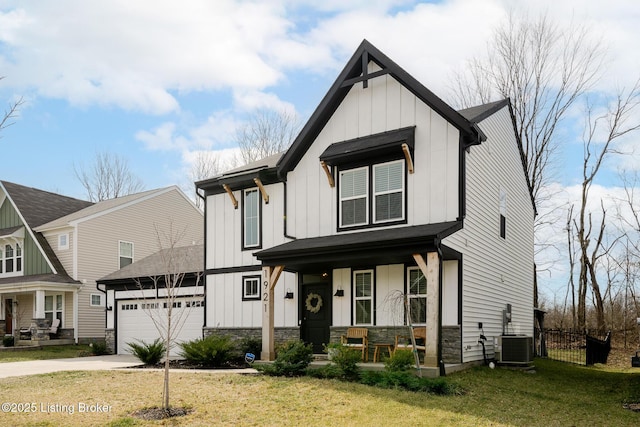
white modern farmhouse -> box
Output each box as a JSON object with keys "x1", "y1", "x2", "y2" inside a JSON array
[{"x1": 196, "y1": 40, "x2": 535, "y2": 369}]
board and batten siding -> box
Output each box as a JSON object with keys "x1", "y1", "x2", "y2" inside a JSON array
[
  {"x1": 206, "y1": 182, "x2": 285, "y2": 270},
  {"x1": 444, "y1": 105, "x2": 535, "y2": 363},
  {"x1": 286, "y1": 68, "x2": 460, "y2": 240},
  {"x1": 206, "y1": 271, "x2": 297, "y2": 328},
  {"x1": 74, "y1": 189, "x2": 203, "y2": 339}
]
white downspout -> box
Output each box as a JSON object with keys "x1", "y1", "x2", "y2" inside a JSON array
[{"x1": 73, "y1": 289, "x2": 79, "y2": 344}]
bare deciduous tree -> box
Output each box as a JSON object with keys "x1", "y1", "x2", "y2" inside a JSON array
[
  {"x1": 450, "y1": 12, "x2": 605, "y2": 307},
  {"x1": 235, "y1": 109, "x2": 300, "y2": 165},
  {"x1": 0, "y1": 77, "x2": 24, "y2": 136},
  {"x1": 133, "y1": 224, "x2": 202, "y2": 412},
  {"x1": 74, "y1": 151, "x2": 145, "y2": 201},
  {"x1": 189, "y1": 151, "x2": 223, "y2": 208},
  {"x1": 571, "y1": 82, "x2": 640, "y2": 333}
]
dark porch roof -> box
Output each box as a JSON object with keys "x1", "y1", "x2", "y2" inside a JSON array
[{"x1": 255, "y1": 221, "x2": 462, "y2": 271}]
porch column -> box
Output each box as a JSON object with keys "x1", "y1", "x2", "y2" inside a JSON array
[
  {"x1": 0, "y1": 297, "x2": 4, "y2": 321},
  {"x1": 35, "y1": 290, "x2": 46, "y2": 319},
  {"x1": 261, "y1": 265, "x2": 284, "y2": 361},
  {"x1": 73, "y1": 289, "x2": 79, "y2": 344},
  {"x1": 413, "y1": 251, "x2": 441, "y2": 368}
]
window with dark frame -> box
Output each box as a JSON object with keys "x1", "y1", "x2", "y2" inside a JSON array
[
  {"x1": 353, "y1": 270, "x2": 373, "y2": 325},
  {"x1": 243, "y1": 188, "x2": 261, "y2": 249},
  {"x1": 338, "y1": 159, "x2": 406, "y2": 230},
  {"x1": 407, "y1": 267, "x2": 427, "y2": 325},
  {"x1": 243, "y1": 276, "x2": 261, "y2": 300},
  {"x1": 499, "y1": 188, "x2": 507, "y2": 239}
]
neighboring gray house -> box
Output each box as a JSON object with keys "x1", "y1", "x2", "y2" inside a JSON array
[
  {"x1": 196, "y1": 40, "x2": 536, "y2": 369},
  {"x1": 98, "y1": 244, "x2": 204, "y2": 355},
  {"x1": 0, "y1": 182, "x2": 203, "y2": 345}
]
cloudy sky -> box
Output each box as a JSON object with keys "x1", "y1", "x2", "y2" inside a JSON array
[{"x1": 1, "y1": 1, "x2": 639, "y2": 298}]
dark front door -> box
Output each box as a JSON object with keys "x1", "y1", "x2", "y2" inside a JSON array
[
  {"x1": 5, "y1": 299, "x2": 12, "y2": 335},
  {"x1": 300, "y1": 273, "x2": 331, "y2": 353}
]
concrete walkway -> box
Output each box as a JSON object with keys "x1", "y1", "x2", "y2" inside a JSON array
[
  {"x1": 0, "y1": 355, "x2": 260, "y2": 379},
  {"x1": 0, "y1": 354, "x2": 142, "y2": 379}
]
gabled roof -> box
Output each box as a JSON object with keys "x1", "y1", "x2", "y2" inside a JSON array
[
  {"x1": 0, "y1": 181, "x2": 93, "y2": 228},
  {"x1": 276, "y1": 39, "x2": 484, "y2": 178},
  {"x1": 458, "y1": 99, "x2": 510, "y2": 123},
  {"x1": 457, "y1": 98, "x2": 537, "y2": 216},
  {"x1": 98, "y1": 244, "x2": 203, "y2": 283},
  {"x1": 35, "y1": 186, "x2": 193, "y2": 231}
]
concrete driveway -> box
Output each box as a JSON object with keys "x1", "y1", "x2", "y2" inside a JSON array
[{"x1": 0, "y1": 354, "x2": 142, "y2": 379}]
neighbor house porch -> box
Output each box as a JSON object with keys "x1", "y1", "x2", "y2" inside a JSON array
[{"x1": 0, "y1": 283, "x2": 78, "y2": 345}]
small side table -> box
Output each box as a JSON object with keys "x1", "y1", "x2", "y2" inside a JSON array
[{"x1": 373, "y1": 343, "x2": 393, "y2": 362}]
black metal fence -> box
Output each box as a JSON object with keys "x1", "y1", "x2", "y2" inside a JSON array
[{"x1": 535, "y1": 328, "x2": 611, "y2": 366}]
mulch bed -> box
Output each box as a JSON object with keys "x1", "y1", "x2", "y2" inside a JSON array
[{"x1": 132, "y1": 406, "x2": 194, "y2": 420}]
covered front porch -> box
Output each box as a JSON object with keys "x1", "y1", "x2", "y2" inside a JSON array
[
  {"x1": 0, "y1": 282, "x2": 79, "y2": 345},
  {"x1": 255, "y1": 222, "x2": 462, "y2": 372}
]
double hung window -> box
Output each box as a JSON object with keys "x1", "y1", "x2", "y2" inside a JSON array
[
  {"x1": 45, "y1": 294, "x2": 63, "y2": 325},
  {"x1": 119, "y1": 241, "x2": 133, "y2": 268},
  {"x1": 353, "y1": 270, "x2": 373, "y2": 325},
  {"x1": 407, "y1": 267, "x2": 427, "y2": 325},
  {"x1": 339, "y1": 159, "x2": 405, "y2": 229}
]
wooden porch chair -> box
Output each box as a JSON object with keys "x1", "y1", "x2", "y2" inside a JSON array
[
  {"x1": 394, "y1": 327, "x2": 427, "y2": 358},
  {"x1": 340, "y1": 327, "x2": 369, "y2": 361}
]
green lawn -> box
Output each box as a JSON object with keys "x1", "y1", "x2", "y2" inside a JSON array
[
  {"x1": 0, "y1": 345, "x2": 93, "y2": 362},
  {"x1": 0, "y1": 358, "x2": 638, "y2": 426}
]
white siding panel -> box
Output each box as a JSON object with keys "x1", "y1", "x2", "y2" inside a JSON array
[
  {"x1": 444, "y1": 106, "x2": 534, "y2": 363},
  {"x1": 375, "y1": 264, "x2": 404, "y2": 326},
  {"x1": 332, "y1": 268, "x2": 351, "y2": 327},
  {"x1": 206, "y1": 271, "x2": 297, "y2": 329}
]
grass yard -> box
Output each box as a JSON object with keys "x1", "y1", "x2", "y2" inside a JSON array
[
  {"x1": 0, "y1": 358, "x2": 638, "y2": 426},
  {"x1": 0, "y1": 345, "x2": 93, "y2": 362}
]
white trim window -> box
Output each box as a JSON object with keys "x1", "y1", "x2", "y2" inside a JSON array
[
  {"x1": 339, "y1": 167, "x2": 368, "y2": 227},
  {"x1": 243, "y1": 189, "x2": 260, "y2": 248},
  {"x1": 90, "y1": 294, "x2": 103, "y2": 307},
  {"x1": 58, "y1": 233, "x2": 69, "y2": 250},
  {"x1": 242, "y1": 276, "x2": 260, "y2": 301},
  {"x1": 407, "y1": 267, "x2": 427, "y2": 325},
  {"x1": 353, "y1": 270, "x2": 373, "y2": 325},
  {"x1": 45, "y1": 294, "x2": 63, "y2": 326},
  {"x1": 119, "y1": 241, "x2": 133, "y2": 268},
  {"x1": 373, "y1": 160, "x2": 405, "y2": 223},
  {"x1": 0, "y1": 242, "x2": 23, "y2": 277}
]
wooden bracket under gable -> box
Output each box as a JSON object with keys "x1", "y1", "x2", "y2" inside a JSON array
[
  {"x1": 222, "y1": 184, "x2": 238, "y2": 209},
  {"x1": 253, "y1": 178, "x2": 269, "y2": 204},
  {"x1": 402, "y1": 143, "x2": 414, "y2": 174},
  {"x1": 320, "y1": 161, "x2": 335, "y2": 187}
]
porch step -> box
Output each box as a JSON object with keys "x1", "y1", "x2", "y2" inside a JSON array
[{"x1": 313, "y1": 353, "x2": 329, "y2": 361}]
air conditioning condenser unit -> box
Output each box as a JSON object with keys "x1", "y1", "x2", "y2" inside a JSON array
[{"x1": 494, "y1": 335, "x2": 533, "y2": 364}]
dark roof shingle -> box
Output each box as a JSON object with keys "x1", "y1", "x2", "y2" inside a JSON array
[{"x1": 1, "y1": 181, "x2": 93, "y2": 228}]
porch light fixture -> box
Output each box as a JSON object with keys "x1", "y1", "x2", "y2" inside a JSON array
[
  {"x1": 334, "y1": 289, "x2": 344, "y2": 297},
  {"x1": 284, "y1": 289, "x2": 294, "y2": 299}
]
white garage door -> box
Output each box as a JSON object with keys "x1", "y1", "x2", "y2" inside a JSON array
[{"x1": 117, "y1": 297, "x2": 204, "y2": 356}]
